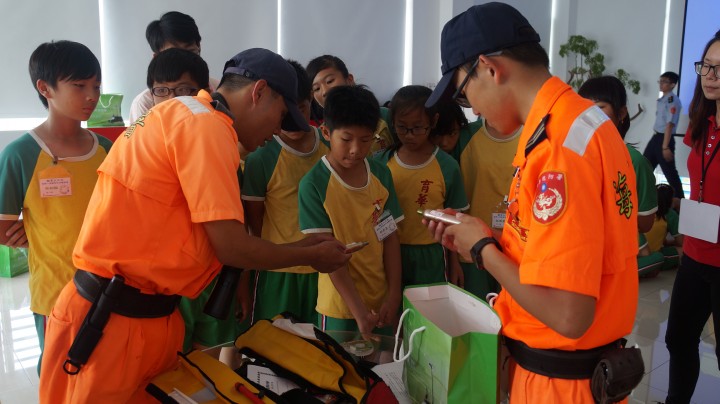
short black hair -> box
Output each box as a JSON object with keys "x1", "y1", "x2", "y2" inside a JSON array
[
  {"x1": 578, "y1": 76, "x2": 629, "y2": 137},
  {"x1": 146, "y1": 48, "x2": 209, "y2": 90},
  {"x1": 386, "y1": 85, "x2": 436, "y2": 155},
  {"x1": 501, "y1": 42, "x2": 549, "y2": 69},
  {"x1": 431, "y1": 99, "x2": 469, "y2": 137},
  {"x1": 145, "y1": 11, "x2": 201, "y2": 53},
  {"x1": 661, "y1": 71, "x2": 679, "y2": 84},
  {"x1": 323, "y1": 85, "x2": 379, "y2": 133},
  {"x1": 390, "y1": 85, "x2": 435, "y2": 123},
  {"x1": 29, "y1": 40, "x2": 101, "y2": 108},
  {"x1": 217, "y1": 74, "x2": 256, "y2": 91},
  {"x1": 656, "y1": 183, "x2": 675, "y2": 221},
  {"x1": 306, "y1": 55, "x2": 350, "y2": 82},
  {"x1": 286, "y1": 59, "x2": 312, "y2": 103}
]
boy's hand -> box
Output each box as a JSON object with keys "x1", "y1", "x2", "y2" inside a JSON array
[
  {"x1": 310, "y1": 240, "x2": 351, "y2": 273},
  {"x1": 377, "y1": 293, "x2": 400, "y2": 329},
  {"x1": 4, "y1": 220, "x2": 28, "y2": 248},
  {"x1": 428, "y1": 212, "x2": 493, "y2": 262},
  {"x1": 358, "y1": 310, "x2": 380, "y2": 341}
]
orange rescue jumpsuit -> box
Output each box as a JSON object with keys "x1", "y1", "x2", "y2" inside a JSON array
[{"x1": 39, "y1": 90, "x2": 245, "y2": 403}]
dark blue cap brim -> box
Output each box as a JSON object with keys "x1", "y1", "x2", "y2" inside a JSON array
[
  {"x1": 425, "y1": 68, "x2": 456, "y2": 108},
  {"x1": 282, "y1": 98, "x2": 311, "y2": 132}
]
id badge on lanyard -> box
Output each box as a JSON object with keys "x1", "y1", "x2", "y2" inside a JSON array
[
  {"x1": 679, "y1": 132, "x2": 720, "y2": 242},
  {"x1": 679, "y1": 198, "x2": 720, "y2": 243},
  {"x1": 38, "y1": 156, "x2": 72, "y2": 198}
]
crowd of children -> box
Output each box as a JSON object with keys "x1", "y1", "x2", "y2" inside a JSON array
[{"x1": 0, "y1": 5, "x2": 702, "y2": 403}]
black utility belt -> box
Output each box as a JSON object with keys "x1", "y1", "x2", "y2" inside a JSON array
[
  {"x1": 505, "y1": 337, "x2": 620, "y2": 379},
  {"x1": 73, "y1": 269, "x2": 180, "y2": 318}
]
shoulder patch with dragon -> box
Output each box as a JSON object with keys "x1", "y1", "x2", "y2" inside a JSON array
[{"x1": 532, "y1": 171, "x2": 567, "y2": 224}]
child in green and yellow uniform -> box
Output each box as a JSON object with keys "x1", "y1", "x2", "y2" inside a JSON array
[
  {"x1": 376, "y1": 85, "x2": 467, "y2": 288},
  {"x1": 432, "y1": 101, "x2": 519, "y2": 299},
  {"x1": 298, "y1": 85, "x2": 403, "y2": 337},
  {"x1": 642, "y1": 184, "x2": 683, "y2": 270},
  {"x1": 242, "y1": 60, "x2": 328, "y2": 325},
  {"x1": 306, "y1": 55, "x2": 393, "y2": 156},
  {"x1": 0, "y1": 41, "x2": 112, "y2": 374}
]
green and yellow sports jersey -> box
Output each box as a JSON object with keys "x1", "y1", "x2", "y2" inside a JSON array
[
  {"x1": 377, "y1": 147, "x2": 468, "y2": 245},
  {"x1": 0, "y1": 131, "x2": 112, "y2": 315},
  {"x1": 644, "y1": 209, "x2": 680, "y2": 253},
  {"x1": 458, "y1": 119, "x2": 520, "y2": 225},
  {"x1": 298, "y1": 157, "x2": 403, "y2": 318},
  {"x1": 242, "y1": 128, "x2": 328, "y2": 274}
]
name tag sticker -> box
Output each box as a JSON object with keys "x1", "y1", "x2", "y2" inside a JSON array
[
  {"x1": 38, "y1": 164, "x2": 73, "y2": 198},
  {"x1": 491, "y1": 212, "x2": 506, "y2": 229},
  {"x1": 679, "y1": 198, "x2": 720, "y2": 243},
  {"x1": 374, "y1": 210, "x2": 397, "y2": 241},
  {"x1": 39, "y1": 177, "x2": 72, "y2": 198}
]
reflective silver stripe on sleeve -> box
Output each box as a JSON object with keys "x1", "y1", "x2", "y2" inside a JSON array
[
  {"x1": 562, "y1": 106, "x2": 609, "y2": 156},
  {"x1": 175, "y1": 96, "x2": 211, "y2": 115}
]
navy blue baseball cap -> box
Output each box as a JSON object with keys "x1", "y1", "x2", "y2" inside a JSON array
[
  {"x1": 223, "y1": 48, "x2": 310, "y2": 132},
  {"x1": 426, "y1": 2, "x2": 540, "y2": 108}
]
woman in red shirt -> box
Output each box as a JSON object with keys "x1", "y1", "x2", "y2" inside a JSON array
[{"x1": 664, "y1": 30, "x2": 720, "y2": 404}]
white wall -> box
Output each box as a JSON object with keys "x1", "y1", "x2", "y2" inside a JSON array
[
  {"x1": 550, "y1": 0, "x2": 689, "y2": 176},
  {"x1": 279, "y1": 0, "x2": 406, "y2": 105},
  {"x1": 0, "y1": 0, "x2": 101, "y2": 120},
  {"x1": 0, "y1": 0, "x2": 692, "y2": 177},
  {"x1": 101, "y1": 0, "x2": 278, "y2": 122}
]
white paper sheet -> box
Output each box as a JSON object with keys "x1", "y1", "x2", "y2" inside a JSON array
[
  {"x1": 372, "y1": 361, "x2": 411, "y2": 404},
  {"x1": 679, "y1": 198, "x2": 720, "y2": 243},
  {"x1": 246, "y1": 364, "x2": 300, "y2": 395}
]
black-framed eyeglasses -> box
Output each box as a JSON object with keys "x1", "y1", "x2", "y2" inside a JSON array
[
  {"x1": 452, "y1": 59, "x2": 479, "y2": 108},
  {"x1": 695, "y1": 62, "x2": 720, "y2": 79},
  {"x1": 395, "y1": 126, "x2": 431, "y2": 135},
  {"x1": 152, "y1": 86, "x2": 198, "y2": 97},
  {"x1": 451, "y1": 51, "x2": 502, "y2": 108}
]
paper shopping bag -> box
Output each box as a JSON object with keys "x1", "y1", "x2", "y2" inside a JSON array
[
  {"x1": 87, "y1": 94, "x2": 124, "y2": 127},
  {"x1": 399, "y1": 283, "x2": 502, "y2": 404}
]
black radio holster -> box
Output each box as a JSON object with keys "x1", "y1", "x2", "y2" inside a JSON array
[
  {"x1": 590, "y1": 342, "x2": 645, "y2": 404},
  {"x1": 63, "y1": 275, "x2": 124, "y2": 375}
]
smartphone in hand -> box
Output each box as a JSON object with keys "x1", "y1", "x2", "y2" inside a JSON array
[{"x1": 345, "y1": 241, "x2": 369, "y2": 253}]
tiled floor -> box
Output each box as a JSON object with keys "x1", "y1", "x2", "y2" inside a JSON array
[{"x1": 0, "y1": 270, "x2": 717, "y2": 403}]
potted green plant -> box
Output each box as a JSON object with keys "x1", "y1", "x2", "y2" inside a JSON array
[{"x1": 560, "y1": 34, "x2": 643, "y2": 118}]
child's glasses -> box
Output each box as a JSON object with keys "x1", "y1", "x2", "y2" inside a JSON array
[
  {"x1": 152, "y1": 86, "x2": 199, "y2": 97},
  {"x1": 395, "y1": 126, "x2": 431, "y2": 135}
]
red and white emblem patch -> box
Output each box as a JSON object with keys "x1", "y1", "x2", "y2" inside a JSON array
[{"x1": 532, "y1": 171, "x2": 567, "y2": 224}]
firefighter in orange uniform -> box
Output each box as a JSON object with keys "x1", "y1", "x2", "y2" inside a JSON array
[
  {"x1": 424, "y1": 3, "x2": 640, "y2": 402},
  {"x1": 38, "y1": 48, "x2": 349, "y2": 403}
]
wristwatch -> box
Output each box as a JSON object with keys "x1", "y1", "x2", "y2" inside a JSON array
[{"x1": 471, "y1": 237, "x2": 501, "y2": 268}]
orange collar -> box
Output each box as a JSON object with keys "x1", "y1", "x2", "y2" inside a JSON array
[{"x1": 512, "y1": 77, "x2": 573, "y2": 167}]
